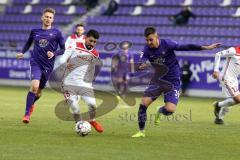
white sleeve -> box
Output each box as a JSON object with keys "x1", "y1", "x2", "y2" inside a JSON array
[
  {"x1": 214, "y1": 47, "x2": 236, "y2": 72},
  {"x1": 58, "y1": 49, "x2": 73, "y2": 65},
  {"x1": 65, "y1": 36, "x2": 72, "y2": 49}
]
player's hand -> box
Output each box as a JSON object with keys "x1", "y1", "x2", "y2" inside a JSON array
[
  {"x1": 47, "y1": 51, "x2": 55, "y2": 59},
  {"x1": 212, "y1": 71, "x2": 219, "y2": 79},
  {"x1": 138, "y1": 63, "x2": 148, "y2": 70},
  {"x1": 202, "y1": 43, "x2": 221, "y2": 50},
  {"x1": 16, "y1": 53, "x2": 24, "y2": 59}
]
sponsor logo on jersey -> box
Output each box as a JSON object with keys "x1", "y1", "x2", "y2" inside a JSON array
[{"x1": 39, "y1": 39, "x2": 49, "y2": 48}]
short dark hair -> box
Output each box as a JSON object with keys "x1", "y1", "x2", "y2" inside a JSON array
[
  {"x1": 144, "y1": 26, "x2": 157, "y2": 37},
  {"x1": 86, "y1": 29, "x2": 100, "y2": 39},
  {"x1": 43, "y1": 8, "x2": 56, "y2": 15},
  {"x1": 75, "y1": 23, "x2": 85, "y2": 28}
]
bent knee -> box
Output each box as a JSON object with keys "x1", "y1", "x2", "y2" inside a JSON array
[
  {"x1": 233, "y1": 96, "x2": 240, "y2": 103},
  {"x1": 165, "y1": 107, "x2": 176, "y2": 113},
  {"x1": 30, "y1": 80, "x2": 40, "y2": 93},
  {"x1": 36, "y1": 90, "x2": 42, "y2": 98},
  {"x1": 164, "y1": 103, "x2": 177, "y2": 113},
  {"x1": 141, "y1": 97, "x2": 153, "y2": 107},
  {"x1": 30, "y1": 86, "x2": 39, "y2": 94},
  {"x1": 160, "y1": 107, "x2": 174, "y2": 116}
]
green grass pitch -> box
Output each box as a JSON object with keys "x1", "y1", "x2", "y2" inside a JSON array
[{"x1": 0, "y1": 86, "x2": 240, "y2": 160}]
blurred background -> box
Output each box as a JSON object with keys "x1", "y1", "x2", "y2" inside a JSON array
[{"x1": 0, "y1": 0, "x2": 239, "y2": 97}]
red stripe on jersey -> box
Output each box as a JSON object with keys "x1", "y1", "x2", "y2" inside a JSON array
[
  {"x1": 234, "y1": 46, "x2": 240, "y2": 55},
  {"x1": 75, "y1": 42, "x2": 99, "y2": 58},
  {"x1": 76, "y1": 42, "x2": 85, "y2": 49},
  {"x1": 70, "y1": 34, "x2": 77, "y2": 39}
]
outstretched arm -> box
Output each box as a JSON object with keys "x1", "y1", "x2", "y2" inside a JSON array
[
  {"x1": 175, "y1": 43, "x2": 221, "y2": 51},
  {"x1": 201, "y1": 43, "x2": 222, "y2": 50}
]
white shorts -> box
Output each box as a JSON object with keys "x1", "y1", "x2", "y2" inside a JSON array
[
  {"x1": 62, "y1": 84, "x2": 96, "y2": 107},
  {"x1": 220, "y1": 77, "x2": 240, "y2": 97}
]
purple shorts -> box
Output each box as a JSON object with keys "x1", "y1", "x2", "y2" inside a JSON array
[
  {"x1": 30, "y1": 61, "x2": 52, "y2": 89},
  {"x1": 143, "y1": 79, "x2": 180, "y2": 105}
]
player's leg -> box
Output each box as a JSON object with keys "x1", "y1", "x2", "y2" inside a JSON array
[
  {"x1": 81, "y1": 95, "x2": 97, "y2": 120},
  {"x1": 81, "y1": 89, "x2": 104, "y2": 133},
  {"x1": 132, "y1": 96, "x2": 153, "y2": 138},
  {"x1": 214, "y1": 95, "x2": 240, "y2": 124},
  {"x1": 63, "y1": 86, "x2": 81, "y2": 123},
  {"x1": 22, "y1": 64, "x2": 42, "y2": 123},
  {"x1": 22, "y1": 80, "x2": 40, "y2": 123},
  {"x1": 214, "y1": 79, "x2": 240, "y2": 124},
  {"x1": 29, "y1": 71, "x2": 51, "y2": 116},
  {"x1": 119, "y1": 74, "x2": 128, "y2": 96},
  {"x1": 155, "y1": 102, "x2": 177, "y2": 125},
  {"x1": 132, "y1": 81, "x2": 166, "y2": 137},
  {"x1": 68, "y1": 95, "x2": 81, "y2": 122},
  {"x1": 29, "y1": 88, "x2": 42, "y2": 116},
  {"x1": 155, "y1": 85, "x2": 180, "y2": 125}
]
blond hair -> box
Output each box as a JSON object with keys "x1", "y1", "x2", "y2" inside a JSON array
[{"x1": 42, "y1": 8, "x2": 56, "y2": 15}]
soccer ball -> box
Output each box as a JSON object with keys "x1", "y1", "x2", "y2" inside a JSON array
[{"x1": 75, "y1": 121, "x2": 91, "y2": 136}]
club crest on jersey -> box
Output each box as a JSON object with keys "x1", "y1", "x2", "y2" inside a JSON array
[{"x1": 39, "y1": 39, "x2": 48, "y2": 47}]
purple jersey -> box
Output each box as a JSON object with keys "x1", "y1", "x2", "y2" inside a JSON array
[
  {"x1": 111, "y1": 50, "x2": 134, "y2": 80},
  {"x1": 115, "y1": 51, "x2": 133, "y2": 71},
  {"x1": 141, "y1": 39, "x2": 203, "y2": 104},
  {"x1": 22, "y1": 27, "x2": 65, "y2": 70},
  {"x1": 141, "y1": 39, "x2": 202, "y2": 80}
]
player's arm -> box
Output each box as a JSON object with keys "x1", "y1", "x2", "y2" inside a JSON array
[
  {"x1": 58, "y1": 48, "x2": 73, "y2": 65},
  {"x1": 168, "y1": 38, "x2": 221, "y2": 51},
  {"x1": 213, "y1": 47, "x2": 236, "y2": 79},
  {"x1": 16, "y1": 30, "x2": 33, "y2": 59},
  {"x1": 175, "y1": 43, "x2": 221, "y2": 51},
  {"x1": 64, "y1": 36, "x2": 72, "y2": 49},
  {"x1": 48, "y1": 31, "x2": 66, "y2": 59}
]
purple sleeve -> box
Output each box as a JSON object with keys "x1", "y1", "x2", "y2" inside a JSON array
[
  {"x1": 175, "y1": 44, "x2": 202, "y2": 51},
  {"x1": 21, "y1": 30, "x2": 33, "y2": 53},
  {"x1": 54, "y1": 30, "x2": 65, "y2": 56},
  {"x1": 167, "y1": 39, "x2": 202, "y2": 51}
]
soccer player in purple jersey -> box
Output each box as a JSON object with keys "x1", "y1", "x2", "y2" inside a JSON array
[
  {"x1": 112, "y1": 41, "x2": 134, "y2": 96},
  {"x1": 132, "y1": 27, "x2": 221, "y2": 137},
  {"x1": 16, "y1": 8, "x2": 65, "y2": 123}
]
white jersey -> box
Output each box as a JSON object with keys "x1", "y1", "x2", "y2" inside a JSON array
[
  {"x1": 65, "y1": 34, "x2": 86, "y2": 50},
  {"x1": 214, "y1": 46, "x2": 240, "y2": 97},
  {"x1": 54, "y1": 34, "x2": 86, "y2": 69},
  {"x1": 214, "y1": 47, "x2": 240, "y2": 80},
  {"x1": 59, "y1": 42, "x2": 100, "y2": 88}
]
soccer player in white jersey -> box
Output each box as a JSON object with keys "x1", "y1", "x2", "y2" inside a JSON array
[
  {"x1": 213, "y1": 46, "x2": 240, "y2": 124},
  {"x1": 54, "y1": 24, "x2": 86, "y2": 69},
  {"x1": 59, "y1": 29, "x2": 104, "y2": 132},
  {"x1": 65, "y1": 23, "x2": 86, "y2": 49}
]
